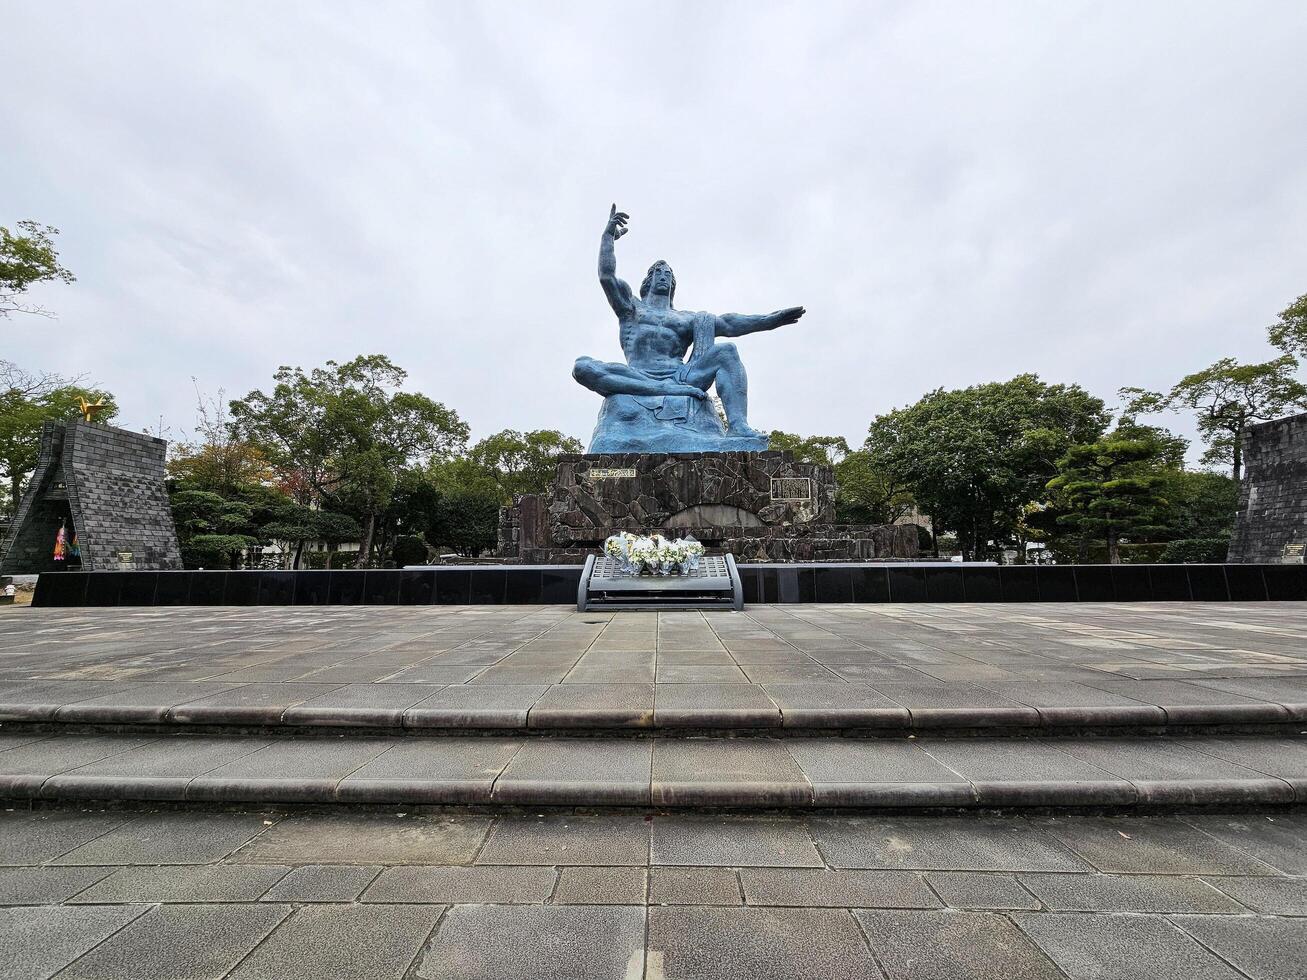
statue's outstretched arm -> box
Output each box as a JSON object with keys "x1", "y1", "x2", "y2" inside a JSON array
[
  {"x1": 717, "y1": 306, "x2": 806, "y2": 337},
  {"x1": 599, "y1": 204, "x2": 635, "y2": 317}
]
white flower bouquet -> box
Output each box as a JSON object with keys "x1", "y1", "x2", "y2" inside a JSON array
[{"x1": 601, "y1": 532, "x2": 705, "y2": 575}]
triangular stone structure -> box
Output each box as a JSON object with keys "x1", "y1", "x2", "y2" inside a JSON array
[{"x1": 0, "y1": 420, "x2": 181, "y2": 574}]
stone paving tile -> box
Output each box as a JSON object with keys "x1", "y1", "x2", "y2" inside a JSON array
[
  {"x1": 1188, "y1": 736, "x2": 1307, "y2": 794},
  {"x1": 651, "y1": 816, "x2": 823, "y2": 868},
  {"x1": 785, "y1": 739, "x2": 973, "y2": 807},
  {"x1": 562, "y1": 664, "x2": 656, "y2": 684},
  {"x1": 1185, "y1": 813, "x2": 1307, "y2": 875},
  {"x1": 1191, "y1": 676, "x2": 1307, "y2": 718},
  {"x1": 1018, "y1": 872, "x2": 1243, "y2": 913},
  {"x1": 553, "y1": 866, "x2": 647, "y2": 905},
  {"x1": 1172, "y1": 913, "x2": 1307, "y2": 979},
  {"x1": 402, "y1": 684, "x2": 549, "y2": 727},
  {"x1": 1076, "y1": 678, "x2": 1290, "y2": 724},
  {"x1": 648, "y1": 867, "x2": 742, "y2": 905},
  {"x1": 169, "y1": 683, "x2": 342, "y2": 724},
  {"x1": 925, "y1": 871, "x2": 1041, "y2": 910},
  {"x1": 813, "y1": 816, "x2": 1089, "y2": 871},
  {"x1": 653, "y1": 684, "x2": 782, "y2": 727},
  {"x1": 1202, "y1": 875, "x2": 1307, "y2": 914},
  {"x1": 0, "y1": 905, "x2": 146, "y2": 980},
  {"x1": 186, "y1": 737, "x2": 393, "y2": 803},
  {"x1": 1049, "y1": 737, "x2": 1293, "y2": 804},
  {"x1": 477, "y1": 814, "x2": 651, "y2": 866},
  {"x1": 278, "y1": 683, "x2": 444, "y2": 725},
  {"x1": 857, "y1": 909, "x2": 1064, "y2": 980},
  {"x1": 653, "y1": 738, "x2": 810, "y2": 805},
  {"x1": 0, "y1": 735, "x2": 159, "y2": 795},
  {"x1": 493, "y1": 738, "x2": 652, "y2": 805},
  {"x1": 53, "y1": 902, "x2": 290, "y2": 980},
  {"x1": 336, "y1": 737, "x2": 523, "y2": 803},
  {"x1": 869, "y1": 683, "x2": 1042, "y2": 728},
  {"x1": 0, "y1": 866, "x2": 113, "y2": 905},
  {"x1": 228, "y1": 904, "x2": 442, "y2": 980},
  {"x1": 0, "y1": 810, "x2": 131, "y2": 866},
  {"x1": 739, "y1": 868, "x2": 939, "y2": 908},
  {"x1": 362, "y1": 865, "x2": 555, "y2": 903},
  {"x1": 1013, "y1": 911, "x2": 1247, "y2": 979},
  {"x1": 647, "y1": 906, "x2": 881, "y2": 980},
  {"x1": 0, "y1": 681, "x2": 153, "y2": 720},
  {"x1": 233, "y1": 813, "x2": 490, "y2": 865},
  {"x1": 260, "y1": 865, "x2": 381, "y2": 903},
  {"x1": 53, "y1": 811, "x2": 274, "y2": 866},
  {"x1": 417, "y1": 904, "x2": 645, "y2": 980},
  {"x1": 1033, "y1": 815, "x2": 1281, "y2": 875},
  {"x1": 526, "y1": 683, "x2": 654, "y2": 727},
  {"x1": 42, "y1": 737, "x2": 275, "y2": 802},
  {"x1": 973, "y1": 680, "x2": 1166, "y2": 726},
  {"x1": 69, "y1": 864, "x2": 291, "y2": 904},
  {"x1": 761, "y1": 684, "x2": 911, "y2": 728},
  {"x1": 50, "y1": 682, "x2": 246, "y2": 723},
  {"x1": 920, "y1": 739, "x2": 1135, "y2": 806}
]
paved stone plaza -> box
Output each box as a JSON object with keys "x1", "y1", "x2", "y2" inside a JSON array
[
  {"x1": 1, "y1": 806, "x2": 1306, "y2": 978},
  {"x1": 2, "y1": 601, "x2": 1307, "y2": 976}
]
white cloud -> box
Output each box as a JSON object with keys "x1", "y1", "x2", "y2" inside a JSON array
[{"x1": 5, "y1": 1, "x2": 1305, "y2": 458}]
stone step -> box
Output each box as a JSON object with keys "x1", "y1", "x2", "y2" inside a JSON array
[
  {"x1": 1, "y1": 730, "x2": 1304, "y2": 809},
  {"x1": 2, "y1": 677, "x2": 1303, "y2": 735}
]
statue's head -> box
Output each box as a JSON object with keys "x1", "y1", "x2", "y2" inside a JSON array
[{"x1": 640, "y1": 260, "x2": 676, "y2": 304}]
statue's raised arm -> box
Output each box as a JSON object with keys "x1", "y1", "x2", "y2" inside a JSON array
[{"x1": 598, "y1": 204, "x2": 634, "y2": 317}]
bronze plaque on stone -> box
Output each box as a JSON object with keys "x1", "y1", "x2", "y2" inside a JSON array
[{"x1": 587, "y1": 467, "x2": 637, "y2": 479}]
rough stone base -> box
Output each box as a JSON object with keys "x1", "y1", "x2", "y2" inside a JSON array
[{"x1": 499, "y1": 451, "x2": 918, "y2": 563}]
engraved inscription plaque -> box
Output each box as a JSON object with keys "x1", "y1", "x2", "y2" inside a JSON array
[{"x1": 770, "y1": 477, "x2": 813, "y2": 501}]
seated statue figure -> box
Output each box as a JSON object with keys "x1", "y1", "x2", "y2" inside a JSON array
[{"x1": 573, "y1": 205, "x2": 805, "y2": 453}]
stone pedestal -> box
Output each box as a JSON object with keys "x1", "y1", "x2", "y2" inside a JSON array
[
  {"x1": 499, "y1": 451, "x2": 918, "y2": 563},
  {"x1": 0, "y1": 420, "x2": 182, "y2": 574}
]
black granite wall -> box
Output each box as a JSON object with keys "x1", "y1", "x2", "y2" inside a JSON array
[{"x1": 32, "y1": 563, "x2": 1307, "y2": 607}]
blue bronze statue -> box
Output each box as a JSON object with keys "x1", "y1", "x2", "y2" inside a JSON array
[{"x1": 574, "y1": 205, "x2": 806, "y2": 453}]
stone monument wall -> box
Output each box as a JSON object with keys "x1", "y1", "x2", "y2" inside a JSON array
[
  {"x1": 0, "y1": 420, "x2": 182, "y2": 574},
  {"x1": 498, "y1": 451, "x2": 919, "y2": 563},
  {"x1": 1229, "y1": 411, "x2": 1307, "y2": 564}
]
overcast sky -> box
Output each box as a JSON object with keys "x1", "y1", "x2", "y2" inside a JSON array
[{"x1": 6, "y1": 2, "x2": 1306, "y2": 459}]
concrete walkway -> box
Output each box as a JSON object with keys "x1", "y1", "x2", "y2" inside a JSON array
[
  {"x1": 1, "y1": 805, "x2": 1305, "y2": 979},
  {"x1": 1, "y1": 604, "x2": 1305, "y2": 733}
]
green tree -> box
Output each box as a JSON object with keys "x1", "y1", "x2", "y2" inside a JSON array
[
  {"x1": 865, "y1": 375, "x2": 1109, "y2": 561},
  {"x1": 1268, "y1": 292, "x2": 1307, "y2": 360},
  {"x1": 1045, "y1": 436, "x2": 1170, "y2": 564},
  {"x1": 260, "y1": 503, "x2": 360, "y2": 570},
  {"x1": 230, "y1": 355, "x2": 469, "y2": 565},
  {"x1": 1122, "y1": 356, "x2": 1307, "y2": 480},
  {"x1": 169, "y1": 489, "x2": 259, "y2": 569},
  {"x1": 426, "y1": 458, "x2": 503, "y2": 557},
  {"x1": 1, "y1": 221, "x2": 75, "y2": 318},
  {"x1": 1, "y1": 360, "x2": 116, "y2": 511},
  {"x1": 767, "y1": 431, "x2": 851, "y2": 467},
  {"x1": 832, "y1": 450, "x2": 915, "y2": 525},
  {"x1": 469, "y1": 429, "x2": 583, "y2": 499}
]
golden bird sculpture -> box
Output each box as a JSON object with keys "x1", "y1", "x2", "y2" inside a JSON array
[{"x1": 77, "y1": 396, "x2": 110, "y2": 423}]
